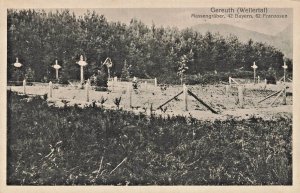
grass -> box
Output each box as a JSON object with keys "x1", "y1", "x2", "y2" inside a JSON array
[{"x1": 7, "y1": 91, "x2": 292, "y2": 185}]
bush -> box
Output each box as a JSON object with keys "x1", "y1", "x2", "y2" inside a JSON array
[
  {"x1": 157, "y1": 71, "x2": 255, "y2": 85},
  {"x1": 7, "y1": 92, "x2": 292, "y2": 185},
  {"x1": 58, "y1": 76, "x2": 69, "y2": 85},
  {"x1": 95, "y1": 66, "x2": 108, "y2": 88},
  {"x1": 95, "y1": 86, "x2": 108, "y2": 92},
  {"x1": 121, "y1": 60, "x2": 130, "y2": 81}
]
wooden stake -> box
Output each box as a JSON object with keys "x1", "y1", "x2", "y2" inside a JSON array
[
  {"x1": 154, "y1": 78, "x2": 157, "y2": 87},
  {"x1": 127, "y1": 84, "x2": 132, "y2": 108},
  {"x1": 225, "y1": 85, "x2": 230, "y2": 96},
  {"x1": 282, "y1": 87, "x2": 287, "y2": 105},
  {"x1": 238, "y1": 86, "x2": 244, "y2": 108},
  {"x1": 23, "y1": 79, "x2": 26, "y2": 94},
  {"x1": 156, "y1": 91, "x2": 183, "y2": 110},
  {"x1": 187, "y1": 90, "x2": 218, "y2": 114},
  {"x1": 270, "y1": 89, "x2": 284, "y2": 106},
  {"x1": 231, "y1": 78, "x2": 240, "y2": 85},
  {"x1": 183, "y1": 84, "x2": 188, "y2": 111},
  {"x1": 86, "y1": 79, "x2": 90, "y2": 102},
  {"x1": 229, "y1": 77, "x2": 232, "y2": 85},
  {"x1": 258, "y1": 90, "x2": 281, "y2": 103},
  {"x1": 49, "y1": 81, "x2": 53, "y2": 98}
]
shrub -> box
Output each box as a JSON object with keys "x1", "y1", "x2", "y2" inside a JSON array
[
  {"x1": 95, "y1": 66, "x2": 108, "y2": 88},
  {"x1": 121, "y1": 60, "x2": 130, "y2": 81},
  {"x1": 7, "y1": 92, "x2": 292, "y2": 185},
  {"x1": 113, "y1": 96, "x2": 122, "y2": 109},
  {"x1": 95, "y1": 87, "x2": 108, "y2": 92},
  {"x1": 132, "y1": 81, "x2": 138, "y2": 90},
  {"x1": 98, "y1": 96, "x2": 108, "y2": 107},
  {"x1": 25, "y1": 67, "x2": 35, "y2": 82}
]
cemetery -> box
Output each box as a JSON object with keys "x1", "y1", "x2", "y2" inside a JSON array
[
  {"x1": 8, "y1": 60, "x2": 293, "y2": 121},
  {"x1": 6, "y1": 9, "x2": 293, "y2": 186}
]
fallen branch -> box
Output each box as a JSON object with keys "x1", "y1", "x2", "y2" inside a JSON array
[
  {"x1": 96, "y1": 156, "x2": 104, "y2": 178},
  {"x1": 109, "y1": 157, "x2": 127, "y2": 175}
]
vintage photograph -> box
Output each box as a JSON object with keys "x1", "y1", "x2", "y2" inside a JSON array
[{"x1": 6, "y1": 7, "x2": 293, "y2": 186}]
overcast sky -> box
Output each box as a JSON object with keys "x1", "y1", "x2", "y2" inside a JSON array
[{"x1": 61, "y1": 8, "x2": 292, "y2": 36}]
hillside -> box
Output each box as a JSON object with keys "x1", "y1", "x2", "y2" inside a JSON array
[{"x1": 192, "y1": 23, "x2": 292, "y2": 58}]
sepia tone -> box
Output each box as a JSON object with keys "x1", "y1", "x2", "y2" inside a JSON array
[{"x1": 1, "y1": 1, "x2": 300, "y2": 193}]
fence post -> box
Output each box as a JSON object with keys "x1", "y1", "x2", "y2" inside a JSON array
[
  {"x1": 183, "y1": 84, "x2": 188, "y2": 111},
  {"x1": 283, "y1": 87, "x2": 287, "y2": 105},
  {"x1": 154, "y1": 78, "x2": 157, "y2": 87},
  {"x1": 23, "y1": 79, "x2": 26, "y2": 94},
  {"x1": 86, "y1": 79, "x2": 90, "y2": 102},
  {"x1": 225, "y1": 85, "x2": 230, "y2": 96},
  {"x1": 49, "y1": 81, "x2": 53, "y2": 98},
  {"x1": 264, "y1": 78, "x2": 267, "y2": 90},
  {"x1": 229, "y1": 77, "x2": 232, "y2": 85},
  {"x1": 238, "y1": 86, "x2": 244, "y2": 108},
  {"x1": 145, "y1": 81, "x2": 147, "y2": 91},
  {"x1": 127, "y1": 84, "x2": 132, "y2": 108}
]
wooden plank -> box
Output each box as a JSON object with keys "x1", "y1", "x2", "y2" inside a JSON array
[
  {"x1": 49, "y1": 81, "x2": 53, "y2": 98},
  {"x1": 187, "y1": 90, "x2": 218, "y2": 114},
  {"x1": 258, "y1": 90, "x2": 281, "y2": 103},
  {"x1": 68, "y1": 81, "x2": 75, "y2": 87},
  {"x1": 282, "y1": 87, "x2": 287, "y2": 105},
  {"x1": 238, "y1": 86, "x2": 244, "y2": 108},
  {"x1": 231, "y1": 78, "x2": 240, "y2": 85},
  {"x1": 270, "y1": 89, "x2": 284, "y2": 106},
  {"x1": 183, "y1": 84, "x2": 188, "y2": 111},
  {"x1": 156, "y1": 91, "x2": 183, "y2": 110}
]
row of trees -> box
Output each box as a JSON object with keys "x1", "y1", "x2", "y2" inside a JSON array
[{"x1": 7, "y1": 9, "x2": 292, "y2": 83}]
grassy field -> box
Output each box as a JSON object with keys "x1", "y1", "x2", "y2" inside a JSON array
[{"x1": 7, "y1": 91, "x2": 292, "y2": 185}]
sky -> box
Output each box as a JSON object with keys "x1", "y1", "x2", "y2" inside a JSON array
[{"x1": 67, "y1": 8, "x2": 293, "y2": 36}]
